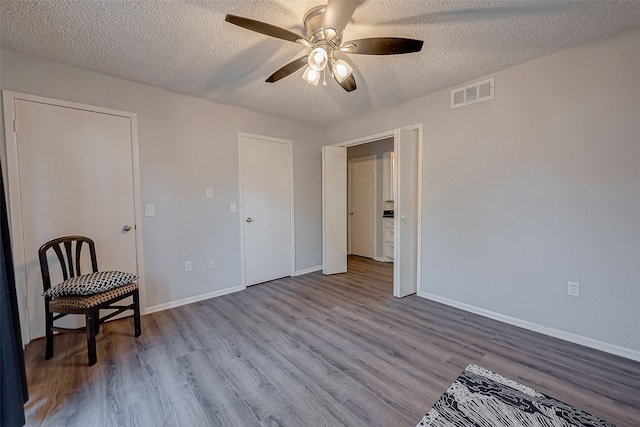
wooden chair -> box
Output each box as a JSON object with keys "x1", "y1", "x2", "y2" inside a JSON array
[{"x1": 38, "y1": 235, "x2": 141, "y2": 366}]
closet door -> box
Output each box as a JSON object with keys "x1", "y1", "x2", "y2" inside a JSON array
[
  {"x1": 10, "y1": 97, "x2": 138, "y2": 340},
  {"x1": 322, "y1": 146, "x2": 347, "y2": 274},
  {"x1": 239, "y1": 134, "x2": 294, "y2": 285}
]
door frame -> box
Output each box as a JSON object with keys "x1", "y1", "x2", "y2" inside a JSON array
[
  {"x1": 237, "y1": 132, "x2": 295, "y2": 287},
  {"x1": 347, "y1": 155, "x2": 377, "y2": 258},
  {"x1": 330, "y1": 124, "x2": 423, "y2": 296},
  {"x1": 1, "y1": 90, "x2": 146, "y2": 344}
]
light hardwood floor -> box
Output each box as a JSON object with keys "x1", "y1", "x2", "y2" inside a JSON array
[{"x1": 23, "y1": 256, "x2": 640, "y2": 426}]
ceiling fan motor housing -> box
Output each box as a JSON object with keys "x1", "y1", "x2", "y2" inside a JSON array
[{"x1": 304, "y1": 5, "x2": 342, "y2": 48}]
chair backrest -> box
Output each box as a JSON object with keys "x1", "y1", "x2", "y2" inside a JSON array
[{"x1": 38, "y1": 236, "x2": 98, "y2": 293}]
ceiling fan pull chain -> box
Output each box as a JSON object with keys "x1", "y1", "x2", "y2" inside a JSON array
[{"x1": 322, "y1": 68, "x2": 327, "y2": 86}]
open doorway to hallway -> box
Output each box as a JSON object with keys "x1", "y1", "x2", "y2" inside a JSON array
[
  {"x1": 347, "y1": 137, "x2": 394, "y2": 264},
  {"x1": 322, "y1": 126, "x2": 421, "y2": 298}
]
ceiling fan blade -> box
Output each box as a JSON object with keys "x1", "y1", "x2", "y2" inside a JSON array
[
  {"x1": 341, "y1": 37, "x2": 424, "y2": 55},
  {"x1": 266, "y1": 57, "x2": 308, "y2": 83},
  {"x1": 225, "y1": 14, "x2": 308, "y2": 45},
  {"x1": 323, "y1": 0, "x2": 359, "y2": 36}
]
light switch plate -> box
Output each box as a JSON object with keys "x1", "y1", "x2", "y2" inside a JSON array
[
  {"x1": 230, "y1": 202, "x2": 237, "y2": 213},
  {"x1": 145, "y1": 204, "x2": 155, "y2": 217},
  {"x1": 206, "y1": 188, "x2": 213, "y2": 199}
]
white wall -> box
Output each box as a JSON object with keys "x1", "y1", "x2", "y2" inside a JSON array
[
  {"x1": 326, "y1": 27, "x2": 640, "y2": 353},
  {"x1": 0, "y1": 48, "x2": 325, "y2": 309}
]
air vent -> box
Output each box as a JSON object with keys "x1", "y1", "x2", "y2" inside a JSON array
[
  {"x1": 451, "y1": 78, "x2": 494, "y2": 109},
  {"x1": 465, "y1": 86, "x2": 477, "y2": 102}
]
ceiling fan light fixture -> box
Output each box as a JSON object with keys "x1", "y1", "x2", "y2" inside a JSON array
[
  {"x1": 308, "y1": 47, "x2": 328, "y2": 71},
  {"x1": 302, "y1": 66, "x2": 321, "y2": 86},
  {"x1": 332, "y1": 59, "x2": 353, "y2": 83},
  {"x1": 224, "y1": 1, "x2": 423, "y2": 93}
]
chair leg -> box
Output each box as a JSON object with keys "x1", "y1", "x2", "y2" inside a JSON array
[
  {"x1": 45, "y1": 309, "x2": 54, "y2": 360},
  {"x1": 133, "y1": 289, "x2": 141, "y2": 337},
  {"x1": 94, "y1": 309, "x2": 100, "y2": 336},
  {"x1": 86, "y1": 310, "x2": 97, "y2": 366}
]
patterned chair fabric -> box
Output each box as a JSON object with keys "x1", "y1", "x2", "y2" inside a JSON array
[{"x1": 49, "y1": 283, "x2": 139, "y2": 309}]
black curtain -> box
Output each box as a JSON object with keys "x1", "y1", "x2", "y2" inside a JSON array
[{"x1": 0, "y1": 165, "x2": 28, "y2": 426}]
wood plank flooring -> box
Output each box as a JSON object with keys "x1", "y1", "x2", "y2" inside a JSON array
[{"x1": 23, "y1": 256, "x2": 640, "y2": 426}]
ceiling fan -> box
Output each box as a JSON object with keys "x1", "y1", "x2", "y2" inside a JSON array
[{"x1": 225, "y1": 0, "x2": 424, "y2": 92}]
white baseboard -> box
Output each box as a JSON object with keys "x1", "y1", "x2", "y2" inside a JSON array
[
  {"x1": 418, "y1": 291, "x2": 640, "y2": 363},
  {"x1": 145, "y1": 285, "x2": 245, "y2": 314},
  {"x1": 294, "y1": 265, "x2": 322, "y2": 276}
]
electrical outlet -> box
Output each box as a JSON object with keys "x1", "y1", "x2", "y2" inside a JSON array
[
  {"x1": 208, "y1": 259, "x2": 215, "y2": 269},
  {"x1": 568, "y1": 281, "x2": 580, "y2": 297},
  {"x1": 184, "y1": 261, "x2": 192, "y2": 272}
]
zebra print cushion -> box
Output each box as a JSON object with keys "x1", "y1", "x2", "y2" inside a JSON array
[{"x1": 43, "y1": 271, "x2": 137, "y2": 297}]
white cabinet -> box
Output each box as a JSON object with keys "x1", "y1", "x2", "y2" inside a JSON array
[
  {"x1": 382, "y1": 151, "x2": 395, "y2": 201},
  {"x1": 383, "y1": 217, "x2": 394, "y2": 260},
  {"x1": 382, "y1": 151, "x2": 395, "y2": 260}
]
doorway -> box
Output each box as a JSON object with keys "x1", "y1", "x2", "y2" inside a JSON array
[
  {"x1": 238, "y1": 133, "x2": 295, "y2": 286},
  {"x1": 347, "y1": 138, "x2": 395, "y2": 262},
  {"x1": 322, "y1": 126, "x2": 422, "y2": 297},
  {"x1": 2, "y1": 91, "x2": 145, "y2": 343}
]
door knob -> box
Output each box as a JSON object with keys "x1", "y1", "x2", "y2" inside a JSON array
[
  {"x1": 122, "y1": 224, "x2": 132, "y2": 232},
  {"x1": 246, "y1": 217, "x2": 253, "y2": 223},
  {"x1": 349, "y1": 212, "x2": 354, "y2": 216}
]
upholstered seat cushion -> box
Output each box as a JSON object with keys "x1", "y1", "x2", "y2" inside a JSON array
[
  {"x1": 43, "y1": 271, "x2": 138, "y2": 297},
  {"x1": 48, "y1": 282, "x2": 138, "y2": 309}
]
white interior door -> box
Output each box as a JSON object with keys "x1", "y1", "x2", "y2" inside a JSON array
[
  {"x1": 348, "y1": 156, "x2": 375, "y2": 258},
  {"x1": 240, "y1": 135, "x2": 293, "y2": 286},
  {"x1": 12, "y1": 98, "x2": 138, "y2": 340},
  {"x1": 322, "y1": 146, "x2": 347, "y2": 275},
  {"x1": 394, "y1": 128, "x2": 419, "y2": 297}
]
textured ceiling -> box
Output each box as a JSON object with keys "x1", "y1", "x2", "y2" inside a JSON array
[{"x1": 2, "y1": 1, "x2": 640, "y2": 127}]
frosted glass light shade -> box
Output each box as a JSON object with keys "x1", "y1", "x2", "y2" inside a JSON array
[
  {"x1": 302, "y1": 66, "x2": 321, "y2": 86},
  {"x1": 333, "y1": 59, "x2": 353, "y2": 83},
  {"x1": 308, "y1": 47, "x2": 328, "y2": 71}
]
